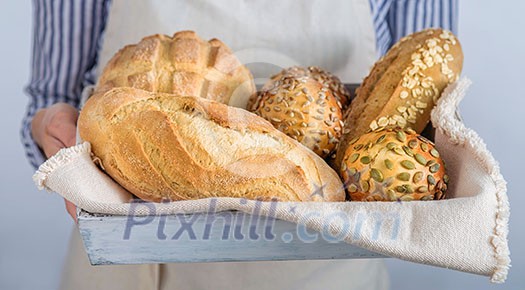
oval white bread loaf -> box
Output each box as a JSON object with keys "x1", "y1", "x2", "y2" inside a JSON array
[
  {"x1": 96, "y1": 31, "x2": 256, "y2": 108},
  {"x1": 78, "y1": 87, "x2": 345, "y2": 202}
]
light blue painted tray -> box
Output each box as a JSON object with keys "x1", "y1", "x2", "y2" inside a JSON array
[{"x1": 78, "y1": 209, "x2": 385, "y2": 265}]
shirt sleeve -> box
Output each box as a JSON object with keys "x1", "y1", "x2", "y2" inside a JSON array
[
  {"x1": 370, "y1": 0, "x2": 459, "y2": 56},
  {"x1": 21, "y1": 0, "x2": 111, "y2": 169}
]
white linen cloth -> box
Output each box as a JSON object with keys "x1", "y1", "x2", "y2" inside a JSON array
[{"x1": 34, "y1": 78, "x2": 510, "y2": 283}]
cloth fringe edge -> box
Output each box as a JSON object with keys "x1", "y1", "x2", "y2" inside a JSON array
[
  {"x1": 32, "y1": 142, "x2": 92, "y2": 191},
  {"x1": 431, "y1": 78, "x2": 510, "y2": 283}
]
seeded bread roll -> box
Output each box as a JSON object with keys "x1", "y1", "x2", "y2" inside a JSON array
[
  {"x1": 248, "y1": 66, "x2": 350, "y2": 111},
  {"x1": 96, "y1": 30, "x2": 256, "y2": 108},
  {"x1": 252, "y1": 74, "x2": 343, "y2": 158},
  {"x1": 306, "y1": 66, "x2": 350, "y2": 109},
  {"x1": 79, "y1": 87, "x2": 345, "y2": 203},
  {"x1": 335, "y1": 28, "x2": 463, "y2": 170},
  {"x1": 340, "y1": 127, "x2": 448, "y2": 201}
]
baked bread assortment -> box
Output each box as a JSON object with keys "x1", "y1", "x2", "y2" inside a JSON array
[
  {"x1": 79, "y1": 87, "x2": 345, "y2": 203},
  {"x1": 96, "y1": 31, "x2": 256, "y2": 108},
  {"x1": 335, "y1": 28, "x2": 463, "y2": 171},
  {"x1": 340, "y1": 127, "x2": 448, "y2": 201},
  {"x1": 251, "y1": 71, "x2": 343, "y2": 158},
  {"x1": 80, "y1": 28, "x2": 460, "y2": 203}
]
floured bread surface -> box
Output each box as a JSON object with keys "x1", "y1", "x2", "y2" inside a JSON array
[
  {"x1": 78, "y1": 87, "x2": 344, "y2": 202},
  {"x1": 95, "y1": 31, "x2": 256, "y2": 108}
]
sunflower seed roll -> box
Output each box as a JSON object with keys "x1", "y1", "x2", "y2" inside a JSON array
[{"x1": 252, "y1": 73, "x2": 343, "y2": 158}]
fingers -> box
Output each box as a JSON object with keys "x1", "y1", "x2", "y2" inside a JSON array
[
  {"x1": 45, "y1": 104, "x2": 79, "y2": 148},
  {"x1": 31, "y1": 103, "x2": 80, "y2": 223},
  {"x1": 45, "y1": 118, "x2": 78, "y2": 148},
  {"x1": 31, "y1": 103, "x2": 79, "y2": 158},
  {"x1": 40, "y1": 135, "x2": 67, "y2": 159},
  {"x1": 64, "y1": 198, "x2": 78, "y2": 224}
]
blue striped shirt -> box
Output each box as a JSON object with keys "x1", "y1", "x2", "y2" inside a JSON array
[{"x1": 21, "y1": 0, "x2": 458, "y2": 169}]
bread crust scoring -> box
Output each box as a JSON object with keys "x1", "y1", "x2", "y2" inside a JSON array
[
  {"x1": 79, "y1": 87, "x2": 345, "y2": 202},
  {"x1": 96, "y1": 31, "x2": 256, "y2": 108}
]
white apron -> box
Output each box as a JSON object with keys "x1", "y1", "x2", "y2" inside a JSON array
[
  {"x1": 96, "y1": 0, "x2": 377, "y2": 84},
  {"x1": 61, "y1": 1, "x2": 388, "y2": 289}
]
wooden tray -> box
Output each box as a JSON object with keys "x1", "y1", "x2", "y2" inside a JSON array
[{"x1": 78, "y1": 209, "x2": 385, "y2": 265}]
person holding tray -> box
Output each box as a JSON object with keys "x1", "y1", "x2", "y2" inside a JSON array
[{"x1": 23, "y1": 0, "x2": 458, "y2": 289}]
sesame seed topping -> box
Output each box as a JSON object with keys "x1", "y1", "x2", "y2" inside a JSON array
[
  {"x1": 388, "y1": 118, "x2": 396, "y2": 125},
  {"x1": 397, "y1": 106, "x2": 407, "y2": 113},
  {"x1": 324, "y1": 120, "x2": 334, "y2": 126},
  {"x1": 369, "y1": 120, "x2": 379, "y2": 130},
  {"x1": 309, "y1": 129, "x2": 325, "y2": 135},
  {"x1": 306, "y1": 95, "x2": 314, "y2": 102},
  {"x1": 415, "y1": 101, "x2": 427, "y2": 109},
  {"x1": 378, "y1": 117, "x2": 389, "y2": 127}
]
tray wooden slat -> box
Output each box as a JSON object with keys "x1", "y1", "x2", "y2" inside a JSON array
[{"x1": 79, "y1": 210, "x2": 385, "y2": 265}]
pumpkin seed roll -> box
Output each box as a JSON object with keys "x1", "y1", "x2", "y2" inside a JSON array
[{"x1": 340, "y1": 127, "x2": 448, "y2": 201}]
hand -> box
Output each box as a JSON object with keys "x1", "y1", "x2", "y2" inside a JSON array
[{"x1": 31, "y1": 103, "x2": 79, "y2": 223}]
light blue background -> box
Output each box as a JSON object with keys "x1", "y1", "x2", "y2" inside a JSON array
[{"x1": 0, "y1": 1, "x2": 523, "y2": 289}]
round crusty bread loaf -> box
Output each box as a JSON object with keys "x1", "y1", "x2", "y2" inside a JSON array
[
  {"x1": 252, "y1": 74, "x2": 343, "y2": 158},
  {"x1": 335, "y1": 28, "x2": 463, "y2": 170},
  {"x1": 95, "y1": 31, "x2": 256, "y2": 108},
  {"x1": 340, "y1": 127, "x2": 448, "y2": 201},
  {"x1": 78, "y1": 87, "x2": 345, "y2": 203}
]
